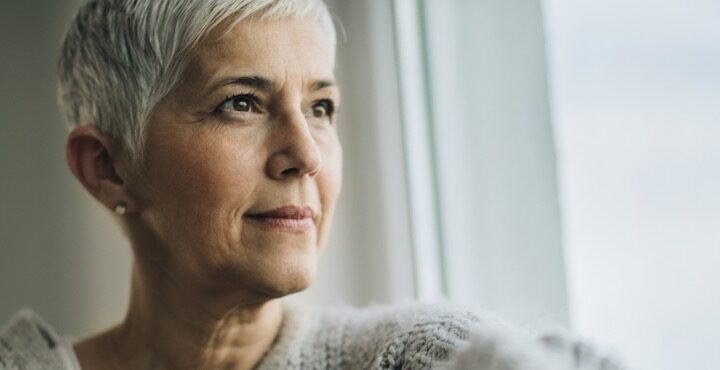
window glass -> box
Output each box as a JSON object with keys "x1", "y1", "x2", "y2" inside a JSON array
[
  {"x1": 544, "y1": 1, "x2": 720, "y2": 369},
  {"x1": 420, "y1": 0, "x2": 570, "y2": 327}
]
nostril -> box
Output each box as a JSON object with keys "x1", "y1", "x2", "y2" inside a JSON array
[{"x1": 281, "y1": 168, "x2": 300, "y2": 177}]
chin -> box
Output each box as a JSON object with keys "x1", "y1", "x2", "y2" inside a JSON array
[
  {"x1": 246, "y1": 251, "x2": 319, "y2": 299},
  {"x1": 255, "y1": 271, "x2": 316, "y2": 299},
  {"x1": 265, "y1": 274, "x2": 315, "y2": 298}
]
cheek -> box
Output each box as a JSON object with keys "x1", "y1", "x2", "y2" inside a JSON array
[
  {"x1": 317, "y1": 135, "x2": 343, "y2": 247},
  {"x1": 160, "y1": 142, "x2": 254, "y2": 207},
  {"x1": 142, "y1": 129, "x2": 263, "y2": 246},
  {"x1": 318, "y1": 131, "x2": 343, "y2": 201},
  {"x1": 325, "y1": 144, "x2": 343, "y2": 202}
]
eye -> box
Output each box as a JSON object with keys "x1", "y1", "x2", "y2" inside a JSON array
[
  {"x1": 308, "y1": 100, "x2": 335, "y2": 119},
  {"x1": 217, "y1": 94, "x2": 257, "y2": 113}
]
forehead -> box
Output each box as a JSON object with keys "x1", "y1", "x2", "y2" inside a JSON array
[{"x1": 185, "y1": 17, "x2": 335, "y2": 89}]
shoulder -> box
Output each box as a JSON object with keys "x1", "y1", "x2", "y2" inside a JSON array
[
  {"x1": 312, "y1": 301, "x2": 491, "y2": 369},
  {"x1": 433, "y1": 317, "x2": 629, "y2": 370},
  {"x1": 0, "y1": 309, "x2": 79, "y2": 370},
  {"x1": 338, "y1": 301, "x2": 482, "y2": 344},
  {"x1": 352, "y1": 302, "x2": 483, "y2": 369},
  {"x1": 262, "y1": 301, "x2": 627, "y2": 370},
  {"x1": 338, "y1": 303, "x2": 627, "y2": 370},
  {"x1": 258, "y1": 301, "x2": 482, "y2": 369}
]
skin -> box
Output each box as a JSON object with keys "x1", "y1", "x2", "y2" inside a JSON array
[{"x1": 66, "y1": 16, "x2": 342, "y2": 370}]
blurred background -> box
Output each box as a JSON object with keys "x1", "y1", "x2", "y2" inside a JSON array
[{"x1": 1, "y1": 0, "x2": 718, "y2": 369}]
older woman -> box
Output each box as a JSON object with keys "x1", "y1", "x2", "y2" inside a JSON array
[{"x1": 0, "y1": 0, "x2": 625, "y2": 369}]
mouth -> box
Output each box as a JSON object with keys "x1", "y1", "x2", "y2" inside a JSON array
[{"x1": 244, "y1": 205, "x2": 316, "y2": 233}]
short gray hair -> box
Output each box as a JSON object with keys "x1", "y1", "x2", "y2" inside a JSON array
[{"x1": 58, "y1": 0, "x2": 336, "y2": 166}]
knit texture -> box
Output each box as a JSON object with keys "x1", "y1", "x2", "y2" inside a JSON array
[
  {"x1": 255, "y1": 302, "x2": 626, "y2": 370},
  {"x1": 1, "y1": 303, "x2": 626, "y2": 370},
  {"x1": 255, "y1": 302, "x2": 481, "y2": 370}
]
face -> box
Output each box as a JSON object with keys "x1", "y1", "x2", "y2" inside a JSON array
[{"x1": 129, "y1": 17, "x2": 342, "y2": 299}]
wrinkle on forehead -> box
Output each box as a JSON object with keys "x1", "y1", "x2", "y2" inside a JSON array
[{"x1": 184, "y1": 17, "x2": 336, "y2": 94}]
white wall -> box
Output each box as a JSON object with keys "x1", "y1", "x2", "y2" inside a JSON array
[{"x1": 544, "y1": 0, "x2": 720, "y2": 369}]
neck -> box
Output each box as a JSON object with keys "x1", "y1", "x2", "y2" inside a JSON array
[{"x1": 78, "y1": 262, "x2": 284, "y2": 370}]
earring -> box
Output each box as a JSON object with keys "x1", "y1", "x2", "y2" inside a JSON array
[{"x1": 114, "y1": 202, "x2": 127, "y2": 215}]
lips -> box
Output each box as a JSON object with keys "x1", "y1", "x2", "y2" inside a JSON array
[
  {"x1": 245, "y1": 205, "x2": 316, "y2": 233},
  {"x1": 246, "y1": 205, "x2": 315, "y2": 220}
]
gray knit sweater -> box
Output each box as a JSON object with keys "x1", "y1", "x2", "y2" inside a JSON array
[
  {"x1": 0, "y1": 303, "x2": 625, "y2": 370},
  {"x1": 255, "y1": 303, "x2": 625, "y2": 370}
]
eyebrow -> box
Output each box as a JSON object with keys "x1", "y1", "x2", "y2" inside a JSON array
[
  {"x1": 310, "y1": 79, "x2": 336, "y2": 91},
  {"x1": 221, "y1": 76, "x2": 272, "y2": 90},
  {"x1": 217, "y1": 75, "x2": 337, "y2": 93}
]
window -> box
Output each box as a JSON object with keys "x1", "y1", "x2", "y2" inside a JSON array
[
  {"x1": 545, "y1": 1, "x2": 720, "y2": 369},
  {"x1": 398, "y1": 0, "x2": 570, "y2": 327},
  {"x1": 396, "y1": 0, "x2": 720, "y2": 369}
]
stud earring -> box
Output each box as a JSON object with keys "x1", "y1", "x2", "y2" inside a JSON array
[{"x1": 114, "y1": 202, "x2": 127, "y2": 215}]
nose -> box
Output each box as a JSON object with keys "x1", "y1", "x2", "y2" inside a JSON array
[{"x1": 266, "y1": 110, "x2": 322, "y2": 180}]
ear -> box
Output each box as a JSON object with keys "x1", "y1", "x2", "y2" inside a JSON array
[{"x1": 66, "y1": 126, "x2": 138, "y2": 215}]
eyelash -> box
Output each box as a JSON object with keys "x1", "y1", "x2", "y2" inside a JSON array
[
  {"x1": 312, "y1": 99, "x2": 336, "y2": 118},
  {"x1": 214, "y1": 94, "x2": 337, "y2": 121},
  {"x1": 215, "y1": 92, "x2": 260, "y2": 114}
]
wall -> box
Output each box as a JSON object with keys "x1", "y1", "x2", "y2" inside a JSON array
[{"x1": 0, "y1": 0, "x2": 109, "y2": 336}]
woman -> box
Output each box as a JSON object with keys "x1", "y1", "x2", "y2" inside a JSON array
[{"x1": 0, "y1": 0, "x2": 624, "y2": 369}]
